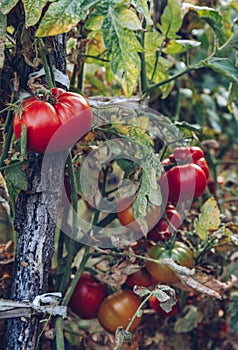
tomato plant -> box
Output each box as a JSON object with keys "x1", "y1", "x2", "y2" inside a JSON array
[
  {"x1": 126, "y1": 267, "x2": 156, "y2": 288},
  {"x1": 13, "y1": 88, "x2": 93, "y2": 153},
  {"x1": 146, "y1": 241, "x2": 193, "y2": 284},
  {"x1": 149, "y1": 295, "x2": 179, "y2": 317},
  {"x1": 117, "y1": 198, "x2": 161, "y2": 233},
  {"x1": 69, "y1": 273, "x2": 107, "y2": 319},
  {"x1": 97, "y1": 290, "x2": 142, "y2": 333}
]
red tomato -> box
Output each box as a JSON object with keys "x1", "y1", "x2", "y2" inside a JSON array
[
  {"x1": 160, "y1": 163, "x2": 207, "y2": 203},
  {"x1": 117, "y1": 198, "x2": 161, "y2": 233},
  {"x1": 194, "y1": 157, "x2": 209, "y2": 179},
  {"x1": 69, "y1": 273, "x2": 107, "y2": 319},
  {"x1": 126, "y1": 267, "x2": 156, "y2": 288},
  {"x1": 97, "y1": 290, "x2": 142, "y2": 333},
  {"x1": 13, "y1": 88, "x2": 93, "y2": 153},
  {"x1": 149, "y1": 295, "x2": 179, "y2": 317},
  {"x1": 173, "y1": 146, "x2": 204, "y2": 162},
  {"x1": 146, "y1": 241, "x2": 193, "y2": 284},
  {"x1": 147, "y1": 207, "x2": 182, "y2": 242}
]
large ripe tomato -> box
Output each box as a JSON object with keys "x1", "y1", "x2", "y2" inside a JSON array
[
  {"x1": 149, "y1": 295, "x2": 179, "y2": 317},
  {"x1": 160, "y1": 163, "x2": 207, "y2": 203},
  {"x1": 146, "y1": 241, "x2": 193, "y2": 284},
  {"x1": 117, "y1": 198, "x2": 161, "y2": 233},
  {"x1": 69, "y1": 273, "x2": 107, "y2": 319},
  {"x1": 13, "y1": 88, "x2": 93, "y2": 153},
  {"x1": 97, "y1": 290, "x2": 142, "y2": 333},
  {"x1": 126, "y1": 267, "x2": 156, "y2": 288}
]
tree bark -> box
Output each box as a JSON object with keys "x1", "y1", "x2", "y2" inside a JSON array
[
  {"x1": 4, "y1": 152, "x2": 66, "y2": 350},
  {"x1": 4, "y1": 33, "x2": 68, "y2": 350}
]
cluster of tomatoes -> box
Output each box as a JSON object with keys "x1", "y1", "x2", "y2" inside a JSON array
[
  {"x1": 69, "y1": 272, "x2": 142, "y2": 333},
  {"x1": 69, "y1": 145, "x2": 210, "y2": 334}
]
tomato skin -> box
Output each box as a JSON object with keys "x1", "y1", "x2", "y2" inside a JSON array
[
  {"x1": 146, "y1": 241, "x2": 193, "y2": 284},
  {"x1": 97, "y1": 290, "x2": 142, "y2": 333},
  {"x1": 160, "y1": 163, "x2": 207, "y2": 203},
  {"x1": 69, "y1": 273, "x2": 107, "y2": 319},
  {"x1": 149, "y1": 295, "x2": 179, "y2": 317},
  {"x1": 194, "y1": 157, "x2": 209, "y2": 179},
  {"x1": 13, "y1": 88, "x2": 93, "y2": 153},
  {"x1": 126, "y1": 267, "x2": 156, "y2": 288},
  {"x1": 117, "y1": 198, "x2": 161, "y2": 233}
]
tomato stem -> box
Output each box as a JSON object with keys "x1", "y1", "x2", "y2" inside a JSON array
[
  {"x1": 38, "y1": 39, "x2": 55, "y2": 89},
  {"x1": 58, "y1": 153, "x2": 79, "y2": 294},
  {"x1": 55, "y1": 317, "x2": 65, "y2": 350},
  {"x1": 114, "y1": 292, "x2": 153, "y2": 350}
]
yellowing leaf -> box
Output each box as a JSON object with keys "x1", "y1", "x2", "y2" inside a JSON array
[
  {"x1": 36, "y1": 0, "x2": 100, "y2": 37},
  {"x1": 23, "y1": 0, "x2": 48, "y2": 26},
  {"x1": 194, "y1": 197, "x2": 221, "y2": 241},
  {"x1": 102, "y1": 6, "x2": 142, "y2": 97}
]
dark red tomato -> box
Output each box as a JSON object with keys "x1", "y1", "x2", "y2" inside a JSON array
[
  {"x1": 147, "y1": 207, "x2": 182, "y2": 242},
  {"x1": 166, "y1": 209, "x2": 182, "y2": 230},
  {"x1": 146, "y1": 241, "x2": 193, "y2": 284},
  {"x1": 149, "y1": 295, "x2": 179, "y2": 317},
  {"x1": 13, "y1": 88, "x2": 93, "y2": 153},
  {"x1": 160, "y1": 163, "x2": 207, "y2": 203},
  {"x1": 126, "y1": 267, "x2": 156, "y2": 288},
  {"x1": 147, "y1": 220, "x2": 173, "y2": 242},
  {"x1": 69, "y1": 273, "x2": 107, "y2": 319},
  {"x1": 194, "y1": 157, "x2": 209, "y2": 179},
  {"x1": 97, "y1": 290, "x2": 142, "y2": 333},
  {"x1": 117, "y1": 198, "x2": 161, "y2": 233},
  {"x1": 130, "y1": 239, "x2": 155, "y2": 255},
  {"x1": 173, "y1": 146, "x2": 204, "y2": 162}
]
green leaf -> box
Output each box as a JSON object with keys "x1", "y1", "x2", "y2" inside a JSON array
[
  {"x1": 219, "y1": 32, "x2": 238, "y2": 52},
  {"x1": 130, "y1": 0, "x2": 153, "y2": 25},
  {"x1": 181, "y1": 3, "x2": 224, "y2": 44},
  {"x1": 201, "y1": 57, "x2": 238, "y2": 83},
  {"x1": 181, "y1": 3, "x2": 223, "y2": 28},
  {"x1": 195, "y1": 6, "x2": 223, "y2": 28},
  {"x1": 119, "y1": 6, "x2": 142, "y2": 31},
  {"x1": 229, "y1": 292, "x2": 238, "y2": 331},
  {"x1": 194, "y1": 197, "x2": 221, "y2": 241},
  {"x1": 85, "y1": 0, "x2": 109, "y2": 30},
  {"x1": 174, "y1": 305, "x2": 203, "y2": 333},
  {"x1": 145, "y1": 31, "x2": 164, "y2": 80},
  {"x1": 1, "y1": 0, "x2": 19, "y2": 14},
  {"x1": 36, "y1": 0, "x2": 100, "y2": 37},
  {"x1": 132, "y1": 190, "x2": 148, "y2": 233},
  {"x1": 5, "y1": 164, "x2": 28, "y2": 203},
  {"x1": 158, "y1": 0, "x2": 182, "y2": 39},
  {"x1": 164, "y1": 39, "x2": 201, "y2": 55},
  {"x1": 102, "y1": 6, "x2": 142, "y2": 97},
  {"x1": 0, "y1": 12, "x2": 6, "y2": 69},
  {"x1": 22, "y1": 0, "x2": 48, "y2": 26}
]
